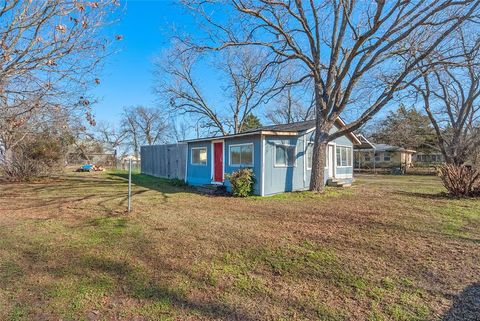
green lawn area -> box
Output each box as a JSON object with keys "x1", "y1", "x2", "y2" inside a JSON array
[{"x1": 0, "y1": 172, "x2": 478, "y2": 321}]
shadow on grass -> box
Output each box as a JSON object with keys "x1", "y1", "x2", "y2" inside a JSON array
[
  {"x1": 442, "y1": 283, "x2": 480, "y2": 321},
  {"x1": 395, "y1": 190, "x2": 453, "y2": 200},
  {"x1": 82, "y1": 255, "x2": 257, "y2": 320},
  {"x1": 109, "y1": 172, "x2": 194, "y2": 195}
]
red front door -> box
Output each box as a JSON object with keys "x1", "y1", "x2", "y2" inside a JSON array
[{"x1": 213, "y1": 142, "x2": 223, "y2": 182}]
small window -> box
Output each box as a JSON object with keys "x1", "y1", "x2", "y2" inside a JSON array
[
  {"x1": 336, "y1": 146, "x2": 352, "y2": 167},
  {"x1": 191, "y1": 147, "x2": 207, "y2": 165},
  {"x1": 229, "y1": 144, "x2": 253, "y2": 166},
  {"x1": 275, "y1": 144, "x2": 296, "y2": 167},
  {"x1": 364, "y1": 156, "x2": 371, "y2": 161},
  {"x1": 384, "y1": 155, "x2": 391, "y2": 161}
]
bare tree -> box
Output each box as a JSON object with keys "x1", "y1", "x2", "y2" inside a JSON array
[
  {"x1": 0, "y1": 0, "x2": 120, "y2": 164},
  {"x1": 156, "y1": 45, "x2": 281, "y2": 136},
  {"x1": 411, "y1": 29, "x2": 480, "y2": 165},
  {"x1": 180, "y1": 0, "x2": 480, "y2": 191},
  {"x1": 266, "y1": 85, "x2": 315, "y2": 124},
  {"x1": 121, "y1": 106, "x2": 172, "y2": 159},
  {"x1": 95, "y1": 121, "x2": 127, "y2": 164}
]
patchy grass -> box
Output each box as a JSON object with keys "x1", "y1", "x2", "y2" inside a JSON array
[{"x1": 0, "y1": 172, "x2": 478, "y2": 320}]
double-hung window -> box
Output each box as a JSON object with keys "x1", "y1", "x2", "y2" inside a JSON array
[
  {"x1": 229, "y1": 143, "x2": 253, "y2": 166},
  {"x1": 336, "y1": 146, "x2": 352, "y2": 167},
  {"x1": 191, "y1": 147, "x2": 207, "y2": 165},
  {"x1": 275, "y1": 144, "x2": 296, "y2": 167}
]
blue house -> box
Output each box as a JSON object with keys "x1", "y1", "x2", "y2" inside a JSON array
[{"x1": 182, "y1": 119, "x2": 361, "y2": 196}]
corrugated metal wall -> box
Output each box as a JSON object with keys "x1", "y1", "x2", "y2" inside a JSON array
[{"x1": 140, "y1": 143, "x2": 187, "y2": 180}]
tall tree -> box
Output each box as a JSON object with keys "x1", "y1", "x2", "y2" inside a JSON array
[
  {"x1": 121, "y1": 106, "x2": 171, "y2": 159},
  {"x1": 95, "y1": 121, "x2": 127, "y2": 162},
  {"x1": 156, "y1": 46, "x2": 281, "y2": 136},
  {"x1": 411, "y1": 28, "x2": 480, "y2": 165},
  {"x1": 369, "y1": 105, "x2": 436, "y2": 151},
  {"x1": 0, "y1": 0, "x2": 120, "y2": 164},
  {"x1": 241, "y1": 114, "x2": 262, "y2": 132},
  {"x1": 181, "y1": 0, "x2": 480, "y2": 192},
  {"x1": 266, "y1": 85, "x2": 315, "y2": 125}
]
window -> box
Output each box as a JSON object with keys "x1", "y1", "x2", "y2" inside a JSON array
[
  {"x1": 191, "y1": 147, "x2": 207, "y2": 165},
  {"x1": 336, "y1": 146, "x2": 352, "y2": 167},
  {"x1": 364, "y1": 156, "x2": 371, "y2": 161},
  {"x1": 229, "y1": 143, "x2": 253, "y2": 166},
  {"x1": 275, "y1": 144, "x2": 296, "y2": 167},
  {"x1": 384, "y1": 154, "x2": 391, "y2": 161},
  {"x1": 307, "y1": 143, "x2": 328, "y2": 169}
]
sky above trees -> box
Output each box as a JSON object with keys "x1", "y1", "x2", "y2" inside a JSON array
[
  {"x1": 90, "y1": 1, "x2": 391, "y2": 135},
  {"x1": 91, "y1": 1, "x2": 195, "y2": 125}
]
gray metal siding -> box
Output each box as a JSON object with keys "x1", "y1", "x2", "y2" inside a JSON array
[{"x1": 140, "y1": 144, "x2": 187, "y2": 179}]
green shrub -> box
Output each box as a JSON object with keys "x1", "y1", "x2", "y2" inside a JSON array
[{"x1": 225, "y1": 168, "x2": 255, "y2": 197}]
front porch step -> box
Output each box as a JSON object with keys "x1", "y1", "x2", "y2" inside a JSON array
[
  {"x1": 326, "y1": 178, "x2": 351, "y2": 188},
  {"x1": 196, "y1": 184, "x2": 227, "y2": 195}
]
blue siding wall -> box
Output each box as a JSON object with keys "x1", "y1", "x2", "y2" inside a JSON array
[
  {"x1": 263, "y1": 135, "x2": 306, "y2": 195},
  {"x1": 223, "y1": 136, "x2": 262, "y2": 195},
  {"x1": 186, "y1": 125, "x2": 354, "y2": 196},
  {"x1": 264, "y1": 126, "x2": 354, "y2": 196},
  {"x1": 186, "y1": 141, "x2": 212, "y2": 185}
]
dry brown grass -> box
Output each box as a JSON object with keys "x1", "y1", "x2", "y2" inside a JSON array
[{"x1": 0, "y1": 171, "x2": 478, "y2": 321}]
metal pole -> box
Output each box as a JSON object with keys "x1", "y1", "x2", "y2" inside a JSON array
[{"x1": 128, "y1": 158, "x2": 132, "y2": 213}]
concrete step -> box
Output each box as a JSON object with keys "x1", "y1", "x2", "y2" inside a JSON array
[{"x1": 327, "y1": 179, "x2": 351, "y2": 188}]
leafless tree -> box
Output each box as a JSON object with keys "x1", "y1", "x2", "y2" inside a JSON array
[
  {"x1": 156, "y1": 45, "x2": 281, "y2": 135},
  {"x1": 94, "y1": 121, "x2": 127, "y2": 163},
  {"x1": 121, "y1": 106, "x2": 172, "y2": 159},
  {"x1": 180, "y1": 0, "x2": 480, "y2": 191},
  {"x1": 0, "y1": 0, "x2": 120, "y2": 164},
  {"x1": 411, "y1": 28, "x2": 480, "y2": 165},
  {"x1": 266, "y1": 84, "x2": 315, "y2": 124}
]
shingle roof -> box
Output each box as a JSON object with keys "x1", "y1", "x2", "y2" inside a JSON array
[
  {"x1": 181, "y1": 118, "x2": 361, "y2": 145},
  {"x1": 354, "y1": 135, "x2": 416, "y2": 152},
  {"x1": 243, "y1": 119, "x2": 316, "y2": 133}
]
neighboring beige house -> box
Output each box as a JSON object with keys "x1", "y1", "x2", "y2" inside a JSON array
[{"x1": 354, "y1": 135, "x2": 416, "y2": 170}]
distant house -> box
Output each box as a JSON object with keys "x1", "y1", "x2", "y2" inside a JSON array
[
  {"x1": 354, "y1": 135, "x2": 416, "y2": 170},
  {"x1": 142, "y1": 119, "x2": 361, "y2": 196}
]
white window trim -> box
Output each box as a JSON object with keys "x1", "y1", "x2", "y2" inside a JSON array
[
  {"x1": 336, "y1": 145, "x2": 353, "y2": 168},
  {"x1": 191, "y1": 147, "x2": 207, "y2": 166},
  {"x1": 274, "y1": 144, "x2": 297, "y2": 168},
  {"x1": 228, "y1": 143, "x2": 254, "y2": 167},
  {"x1": 306, "y1": 142, "x2": 332, "y2": 170},
  {"x1": 306, "y1": 142, "x2": 313, "y2": 170}
]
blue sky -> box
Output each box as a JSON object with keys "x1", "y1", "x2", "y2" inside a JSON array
[
  {"x1": 91, "y1": 1, "x2": 192, "y2": 124},
  {"x1": 90, "y1": 1, "x2": 396, "y2": 132}
]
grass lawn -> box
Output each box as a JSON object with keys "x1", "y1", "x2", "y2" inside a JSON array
[{"x1": 0, "y1": 172, "x2": 478, "y2": 321}]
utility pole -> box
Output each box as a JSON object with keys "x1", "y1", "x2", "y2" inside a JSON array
[{"x1": 128, "y1": 158, "x2": 132, "y2": 213}]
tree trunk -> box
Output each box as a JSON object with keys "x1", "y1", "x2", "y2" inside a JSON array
[{"x1": 310, "y1": 130, "x2": 328, "y2": 192}]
